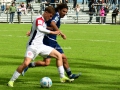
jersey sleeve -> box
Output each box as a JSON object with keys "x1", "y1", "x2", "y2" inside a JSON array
[
  {"x1": 52, "y1": 15, "x2": 59, "y2": 24},
  {"x1": 36, "y1": 17, "x2": 50, "y2": 34},
  {"x1": 36, "y1": 17, "x2": 44, "y2": 26}
]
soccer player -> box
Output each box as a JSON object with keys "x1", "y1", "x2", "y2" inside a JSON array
[
  {"x1": 23, "y1": 3, "x2": 80, "y2": 79},
  {"x1": 7, "y1": 6, "x2": 74, "y2": 87}
]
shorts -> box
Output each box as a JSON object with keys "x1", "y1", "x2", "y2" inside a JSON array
[
  {"x1": 43, "y1": 36, "x2": 64, "y2": 54},
  {"x1": 25, "y1": 44, "x2": 54, "y2": 60}
]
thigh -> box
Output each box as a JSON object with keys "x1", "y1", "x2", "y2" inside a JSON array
[{"x1": 25, "y1": 45, "x2": 40, "y2": 60}]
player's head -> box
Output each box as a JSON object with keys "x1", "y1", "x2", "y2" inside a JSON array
[
  {"x1": 55, "y1": 3, "x2": 68, "y2": 18},
  {"x1": 43, "y1": 6, "x2": 55, "y2": 21}
]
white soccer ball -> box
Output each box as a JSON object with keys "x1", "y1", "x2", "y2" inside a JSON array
[{"x1": 40, "y1": 77, "x2": 52, "y2": 88}]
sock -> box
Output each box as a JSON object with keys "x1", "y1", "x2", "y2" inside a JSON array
[
  {"x1": 28, "y1": 62, "x2": 35, "y2": 67},
  {"x1": 65, "y1": 68, "x2": 72, "y2": 77},
  {"x1": 10, "y1": 70, "x2": 21, "y2": 81},
  {"x1": 58, "y1": 66, "x2": 65, "y2": 78}
]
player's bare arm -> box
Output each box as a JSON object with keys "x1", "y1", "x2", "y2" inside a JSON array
[
  {"x1": 50, "y1": 21, "x2": 66, "y2": 39},
  {"x1": 50, "y1": 30, "x2": 60, "y2": 35},
  {"x1": 47, "y1": 26, "x2": 53, "y2": 31}
]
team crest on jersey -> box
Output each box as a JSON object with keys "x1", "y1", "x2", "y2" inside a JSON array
[
  {"x1": 55, "y1": 16, "x2": 59, "y2": 22},
  {"x1": 38, "y1": 20, "x2": 43, "y2": 25}
]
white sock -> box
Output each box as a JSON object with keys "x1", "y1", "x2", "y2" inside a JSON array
[
  {"x1": 10, "y1": 71, "x2": 21, "y2": 81},
  {"x1": 58, "y1": 66, "x2": 65, "y2": 78}
]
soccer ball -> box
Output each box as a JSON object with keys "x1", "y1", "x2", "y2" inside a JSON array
[{"x1": 40, "y1": 77, "x2": 52, "y2": 88}]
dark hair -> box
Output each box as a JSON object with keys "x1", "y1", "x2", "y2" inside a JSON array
[
  {"x1": 44, "y1": 6, "x2": 55, "y2": 15},
  {"x1": 55, "y1": 3, "x2": 68, "y2": 12}
]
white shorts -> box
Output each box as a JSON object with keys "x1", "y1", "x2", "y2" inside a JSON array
[{"x1": 25, "y1": 44, "x2": 54, "y2": 60}]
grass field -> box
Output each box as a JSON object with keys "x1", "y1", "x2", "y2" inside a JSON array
[{"x1": 0, "y1": 24, "x2": 120, "y2": 90}]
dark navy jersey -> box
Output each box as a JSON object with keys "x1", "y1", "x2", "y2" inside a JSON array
[
  {"x1": 43, "y1": 12, "x2": 64, "y2": 54},
  {"x1": 45, "y1": 12, "x2": 60, "y2": 40}
]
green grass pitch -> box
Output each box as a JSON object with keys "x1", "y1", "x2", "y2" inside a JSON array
[{"x1": 0, "y1": 24, "x2": 120, "y2": 90}]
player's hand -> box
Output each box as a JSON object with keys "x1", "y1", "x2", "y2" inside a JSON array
[
  {"x1": 59, "y1": 31, "x2": 66, "y2": 39},
  {"x1": 26, "y1": 31, "x2": 31, "y2": 36},
  {"x1": 61, "y1": 34, "x2": 66, "y2": 39}
]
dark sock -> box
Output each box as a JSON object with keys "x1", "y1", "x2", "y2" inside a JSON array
[
  {"x1": 67, "y1": 71, "x2": 72, "y2": 77},
  {"x1": 65, "y1": 68, "x2": 72, "y2": 77},
  {"x1": 28, "y1": 62, "x2": 35, "y2": 67}
]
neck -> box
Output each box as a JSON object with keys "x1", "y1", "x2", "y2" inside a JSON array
[{"x1": 42, "y1": 14, "x2": 45, "y2": 21}]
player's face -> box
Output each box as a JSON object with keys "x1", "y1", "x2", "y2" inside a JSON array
[
  {"x1": 45, "y1": 12, "x2": 53, "y2": 21},
  {"x1": 59, "y1": 8, "x2": 68, "y2": 18}
]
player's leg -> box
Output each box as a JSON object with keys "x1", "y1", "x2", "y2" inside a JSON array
[
  {"x1": 21, "y1": 58, "x2": 51, "y2": 76},
  {"x1": 8, "y1": 57, "x2": 32, "y2": 87},
  {"x1": 62, "y1": 54, "x2": 81, "y2": 79},
  {"x1": 29, "y1": 57, "x2": 51, "y2": 67},
  {"x1": 8, "y1": 46, "x2": 37, "y2": 87},
  {"x1": 47, "y1": 48, "x2": 74, "y2": 82},
  {"x1": 35, "y1": 58, "x2": 51, "y2": 66},
  {"x1": 56, "y1": 43, "x2": 81, "y2": 79}
]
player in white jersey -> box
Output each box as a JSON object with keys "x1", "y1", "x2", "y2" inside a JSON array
[
  {"x1": 7, "y1": 6, "x2": 74, "y2": 87},
  {"x1": 23, "y1": 3, "x2": 80, "y2": 79}
]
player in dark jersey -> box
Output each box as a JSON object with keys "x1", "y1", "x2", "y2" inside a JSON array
[
  {"x1": 7, "y1": 6, "x2": 74, "y2": 87},
  {"x1": 22, "y1": 3, "x2": 81, "y2": 79}
]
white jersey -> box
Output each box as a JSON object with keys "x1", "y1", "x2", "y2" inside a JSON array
[
  {"x1": 27, "y1": 15, "x2": 50, "y2": 46},
  {"x1": 25, "y1": 15, "x2": 54, "y2": 59}
]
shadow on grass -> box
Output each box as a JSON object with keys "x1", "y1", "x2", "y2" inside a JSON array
[
  {"x1": 72, "y1": 61, "x2": 120, "y2": 71},
  {"x1": 0, "y1": 60, "x2": 20, "y2": 66},
  {"x1": 0, "y1": 54, "x2": 23, "y2": 59},
  {"x1": 68, "y1": 58, "x2": 120, "y2": 71},
  {"x1": 0, "y1": 54, "x2": 23, "y2": 66},
  {"x1": 0, "y1": 77, "x2": 24, "y2": 86}
]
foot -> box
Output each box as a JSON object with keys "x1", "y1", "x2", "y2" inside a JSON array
[
  {"x1": 21, "y1": 67, "x2": 29, "y2": 76},
  {"x1": 60, "y1": 76, "x2": 74, "y2": 83},
  {"x1": 7, "y1": 81, "x2": 14, "y2": 87},
  {"x1": 69, "y1": 73, "x2": 81, "y2": 79}
]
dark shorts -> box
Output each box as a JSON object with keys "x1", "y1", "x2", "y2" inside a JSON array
[{"x1": 43, "y1": 36, "x2": 64, "y2": 54}]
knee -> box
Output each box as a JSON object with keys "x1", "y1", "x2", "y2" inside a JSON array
[
  {"x1": 62, "y1": 55, "x2": 68, "y2": 62},
  {"x1": 61, "y1": 53, "x2": 66, "y2": 59},
  {"x1": 62, "y1": 55, "x2": 67, "y2": 59},
  {"x1": 44, "y1": 62, "x2": 50, "y2": 66},
  {"x1": 22, "y1": 62, "x2": 29, "y2": 68},
  {"x1": 44, "y1": 60, "x2": 50, "y2": 66},
  {"x1": 57, "y1": 53, "x2": 62, "y2": 60}
]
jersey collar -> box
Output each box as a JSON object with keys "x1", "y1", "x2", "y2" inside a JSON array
[{"x1": 40, "y1": 15, "x2": 45, "y2": 21}]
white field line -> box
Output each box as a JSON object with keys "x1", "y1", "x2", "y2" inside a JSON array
[
  {"x1": 61, "y1": 24, "x2": 112, "y2": 25},
  {"x1": 0, "y1": 34, "x2": 120, "y2": 43},
  {"x1": 0, "y1": 30, "x2": 26, "y2": 31},
  {"x1": 67, "y1": 39, "x2": 120, "y2": 43},
  {"x1": 1, "y1": 30, "x2": 120, "y2": 35},
  {"x1": 63, "y1": 31, "x2": 120, "y2": 34},
  {"x1": 1, "y1": 35, "x2": 26, "y2": 37}
]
